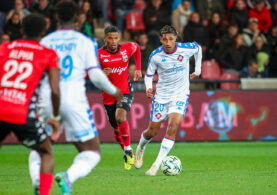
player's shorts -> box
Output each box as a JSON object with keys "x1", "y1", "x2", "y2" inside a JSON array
[
  {"x1": 0, "y1": 118, "x2": 48, "y2": 148},
  {"x1": 38, "y1": 101, "x2": 98, "y2": 143},
  {"x1": 150, "y1": 95, "x2": 189, "y2": 122},
  {"x1": 104, "y1": 93, "x2": 134, "y2": 128}
]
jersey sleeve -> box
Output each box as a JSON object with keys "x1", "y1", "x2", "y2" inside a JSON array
[
  {"x1": 146, "y1": 51, "x2": 157, "y2": 77},
  {"x1": 130, "y1": 42, "x2": 141, "y2": 70},
  {"x1": 85, "y1": 38, "x2": 100, "y2": 70},
  {"x1": 47, "y1": 49, "x2": 59, "y2": 70}
]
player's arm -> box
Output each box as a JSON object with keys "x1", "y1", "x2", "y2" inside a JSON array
[
  {"x1": 190, "y1": 43, "x2": 202, "y2": 80},
  {"x1": 131, "y1": 42, "x2": 142, "y2": 81},
  {"x1": 144, "y1": 52, "x2": 157, "y2": 99},
  {"x1": 47, "y1": 55, "x2": 61, "y2": 142}
]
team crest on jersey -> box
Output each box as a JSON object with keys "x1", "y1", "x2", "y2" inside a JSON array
[
  {"x1": 177, "y1": 55, "x2": 184, "y2": 62},
  {"x1": 155, "y1": 113, "x2": 162, "y2": 119},
  {"x1": 120, "y1": 50, "x2": 128, "y2": 62}
]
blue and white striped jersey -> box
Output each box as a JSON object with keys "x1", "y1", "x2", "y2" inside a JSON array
[{"x1": 146, "y1": 42, "x2": 202, "y2": 104}]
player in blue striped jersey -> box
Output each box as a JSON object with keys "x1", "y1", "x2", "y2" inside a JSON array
[{"x1": 134, "y1": 25, "x2": 202, "y2": 176}]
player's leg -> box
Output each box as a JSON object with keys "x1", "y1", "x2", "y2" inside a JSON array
[
  {"x1": 146, "y1": 99, "x2": 188, "y2": 176},
  {"x1": 55, "y1": 105, "x2": 100, "y2": 195},
  {"x1": 104, "y1": 104, "x2": 124, "y2": 150},
  {"x1": 134, "y1": 121, "x2": 162, "y2": 169},
  {"x1": 115, "y1": 93, "x2": 134, "y2": 170},
  {"x1": 135, "y1": 99, "x2": 167, "y2": 169},
  {"x1": 0, "y1": 121, "x2": 12, "y2": 148}
]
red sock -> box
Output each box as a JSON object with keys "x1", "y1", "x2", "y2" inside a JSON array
[
  {"x1": 114, "y1": 130, "x2": 124, "y2": 150},
  {"x1": 117, "y1": 121, "x2": 131, "y2": 149},
  {"x1": 39, "y1": 173, "x2": 53, "y2": 195}
]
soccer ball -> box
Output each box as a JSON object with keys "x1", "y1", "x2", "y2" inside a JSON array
[{"x1": 161, "y1": 156, "x2": 182, "y2": 176}]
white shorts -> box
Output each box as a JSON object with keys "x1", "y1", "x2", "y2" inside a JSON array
[
  {"x1": 39, "y1": 101, "x2": 98, "y2": 142},
  {"x1": 150, "y1": 96, "x2": 189, "y2": 122}
]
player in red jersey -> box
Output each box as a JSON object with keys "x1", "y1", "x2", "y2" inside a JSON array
[
  {"x1": 98, "y1": 26, "x2": 142, "y2": 170},
  {"x1": 0, "y1": 14, "x2": 60, "y2": 195}
]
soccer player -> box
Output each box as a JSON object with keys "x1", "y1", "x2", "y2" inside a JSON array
[
  {"x1": 134, "y1": 25, "x2": 202, "y2": 176},
  {"x1": 98, "y1": 26, "x2": 142, "y2": 170},
  {"x1": 0, "y1": 14, "x2": 61, "y2": 195},
  {"x1": 28, "y1": 1, "x2": 123, "y2": 195}
]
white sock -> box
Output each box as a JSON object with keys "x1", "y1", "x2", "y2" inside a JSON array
[
  {"x1": 124, "y1": 145, "x2": 132, "y2": 151},
  {"x1": 28, "y1": 150, "x2": 41, "y2": 187},
  {"x1": 137, "y1": 131, "x2": 152, "y2": 150},
  {"x1": 67, "y1": 151, "x2": 100, "y2": 184},
  {"x1": 153, "y1": 137, "x2": 175, "y2": 169}
]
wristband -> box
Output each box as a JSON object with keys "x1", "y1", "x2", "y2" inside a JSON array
[{"x1": 51, "y1": 114, "x2": 61, "y2": 121}]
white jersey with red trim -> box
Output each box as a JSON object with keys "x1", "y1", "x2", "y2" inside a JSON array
[{"x1": 146, "y1": 42, "x2": 202, "y2": 104}]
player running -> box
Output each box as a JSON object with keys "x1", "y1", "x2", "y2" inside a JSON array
[
  {"x1": 28, "y1": 1, "x2": 123, "y2": 195},
  {"x1": 134, "y1": 25, "x2": 202, "y2": 176},
  {"x1": 0, "y1": 14, "x2": 60, "y2": 195},
  {"x1": 98, "y1": 26, "x2": 142, "y2": 170}
]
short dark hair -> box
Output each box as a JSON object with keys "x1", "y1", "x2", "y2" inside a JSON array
[
  {"x1": 160, "y1": 25, "x2": 178, "y2": 36},
  {"x1": 248, "y1": 59, "x2": 257, "y2": 66},
  {"x1": 104, "y1": 26, "x2": 119, "y2": 35},
  {"x1": 22, "y1": 14, "x2": 46, "y2": 38},
  {"x1": 55, "y1": 0, "x2": 78, "y2": 23}
]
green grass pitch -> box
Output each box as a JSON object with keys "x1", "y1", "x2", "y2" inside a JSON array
[{"x1": 1, "y1": 142, "x2": 277, "y2": 195}]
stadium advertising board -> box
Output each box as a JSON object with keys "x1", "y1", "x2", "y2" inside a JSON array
[{"x1": 4, "y1": 91, "x2": 277, "y2": 143}]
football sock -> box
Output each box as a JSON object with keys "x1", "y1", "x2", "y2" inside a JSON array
[
  {"x1": 39, "y1": 173, "x2": 53, "y2": 195},
  {"x1": 118, "y1": 121, "x2": 131, "y2": 150},
  {"x1": 153, "y1": 137, "x2": 175, "y2": 169},
  {"x1": 137, "y1": 131, "x2": 152, "y2": 150},
  {"x1": 67, "y1": 151, "x2": 100, "y2": 184},
  {"x1": 113, "y1": 130, "x2": 124, "y2": 150},
  {"x1": 29, "y1": 150, "x2": 41, "y2": 187}
]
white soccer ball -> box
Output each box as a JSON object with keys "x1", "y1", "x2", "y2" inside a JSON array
[{"x1": 161, "y1": 155, "x2": 182, "y2": 176}]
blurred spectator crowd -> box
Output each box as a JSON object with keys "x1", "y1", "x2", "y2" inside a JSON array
[{"x1": 0, "y1": 0, "x2": 277, "y2": 80}]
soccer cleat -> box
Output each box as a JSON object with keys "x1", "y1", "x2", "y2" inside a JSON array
[
  {"x1": 55, "y1": 172, "x2": 72, "y2": 195},
  {"x1": 33, "y1": 180, "x2": 39, "y2": 195},
  {"x1": 145, "y1": 165, "x2": 158, "y2": 176},
  {"x1": 124, "y1": 150, "x2": 134, "y2": 170},
  {"x1": 134, "y1": 147, "x2": 144, "y2": 169}
]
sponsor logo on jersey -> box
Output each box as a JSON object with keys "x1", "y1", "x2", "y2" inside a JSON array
[
  {"x1": 111, "y1": 66, "x2": 128, "y2": 75},
  {"x1": 162, "y1": 58, "x2": 166, "y2": 62},
  {"x1": 177, "y1": 55, "x2": 184, "y2": 62},
  {"x1": 100, "y1": 54, "x2": 110, "y2": 58},
  {"x1": 104, "y1": 59, "x2": 109, "y2": 62}
]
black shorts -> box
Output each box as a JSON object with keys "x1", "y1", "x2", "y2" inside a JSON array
[
  {"x1": 0, "y1": 118, "x2": 48, "y2": 148},
  {"x1": 104, "y1": 93, "x2": 134, "y2": 128}
]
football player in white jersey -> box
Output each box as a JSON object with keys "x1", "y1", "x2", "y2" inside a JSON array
[
  {"x1": 134, "y1": 25, "x2": 202, "y2": 176},
  {"x1": 28, "y1": 1, "x2": 123, "y2": 194}
]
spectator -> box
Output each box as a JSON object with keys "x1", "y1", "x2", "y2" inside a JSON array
[
  {"x1": 30, "y1": 0, "x2": 53, "y2": 17},
  {"x1": 4, "y1": 12, "x2": 22, "y2": 40},
  {"x1": 249, "y1": 0, "x2": 272, "y2": 32},
  {"x1": 247, "y1": 0, "x2": 271, "y2": 9},
  {"x1": 182, "y1": 12, "x2": 209, "y2": 48},
  {"x1": 195, "y1": 0, "x2": 225, "y2": 22},
  {"x1": 172, "y1": 0, "x2": 192, "y2": 35},
  {"x1": 247, "y1": 35, "x2": 270, "y2": 75},
  {"x1": 207, "y1": 12, "x2": 225, "y2": 60},
  {"x1": 112, "y1": 0, "x2": 135, "y2": 34},
  {"x1": 229, "y1": 0, "x2": 249, "y2": 32},
  {"x1": 267, "y1": 24, "x2": 277, "y2": 77},
  {"x1": 0, "y1": 11, "x2": 6, "y2": 35},
  {"x1": 136, "y1": 32, "x2": 154, "y2": 71},
  {"x1": 144, "y1": 0, "x2": 171, "y2": 47},
  {"x1": 80, "y1": 0, "x2": 94, "y2": 35},
  {"x1": 77, "y1": 11, "x2": 93, "y2": 38},
  {"x1": 219, "y1": 33, "x2": 248, "y2": 72},
  {"x1": 271, "y1": 0, "x2": 277, "y2": 26},
  {"x1": 243, "y1": 18, "x2": 267, "y2": 47},
  {"x1": 6, "y1": 0, "x2": 30, "y2": 21},
  {"x1": 0, "y1": 33, "x2": 10, "y2": 44},
  {"x1": 240, "y1": 59, "x2": 263, "y2": 78},
  {"x1": 172, "y1": 0, "x2": 195, "y2": 11},
  {"x1": 220, "y1": 23, "x2": 239, "y2": 50}
]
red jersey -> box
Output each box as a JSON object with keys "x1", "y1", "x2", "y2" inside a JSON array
[
  {"x1": 98, "y1": 42, "x2": 141, "y2": 105},
  {"x1": 0, "y1": 40, "x2": 58, "y2": 124}
]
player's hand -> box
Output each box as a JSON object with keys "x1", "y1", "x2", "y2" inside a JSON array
[
  {"x1": 114, "y1": 88, "x2": 123, "y2": 106},
  {"x1": 134, "y1": 70, "x2": 142, "y2": 82},
  {"x1": 103, "y1": 68, "x2": 112, "y2": 76},
  {"x1": 47, "y1": 119, "x2": 60, "y2": 142},
  {"x1": 146, "y1": 88, "x2": 153, "y2": 99},
  {"x1": 190, "y1": 73, "x2": 199, "y2": 80}
]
